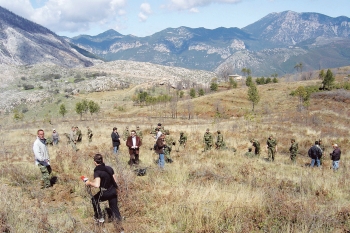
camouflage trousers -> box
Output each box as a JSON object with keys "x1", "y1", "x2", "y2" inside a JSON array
[
  {"x1": 290, "y1": 153, "x2": 297, "y2": 163},
  {"x1": 204, "y1": 142, "x2": 212, "y2": 151},
  {"x1": 254, "y1": 147, "x2": 261, "y2": 156},
  {"x1": 38, "y1": 164, "x2": 51, "y2": 188},
  {"x1": 267, "y1": 148, "x2": 276, "y2": 161}
]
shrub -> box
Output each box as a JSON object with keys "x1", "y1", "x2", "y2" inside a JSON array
[{"x1": 23, "y1": 84, "x2": 34, "y2": 90}]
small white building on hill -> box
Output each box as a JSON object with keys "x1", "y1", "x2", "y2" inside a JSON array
[{"x1": 229, "y1": 74, "x2": 243, "y2": 81}]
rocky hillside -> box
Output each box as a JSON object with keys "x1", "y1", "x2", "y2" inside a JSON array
[
  {"x1": 0, "y1": 6, "x2": 94, "y2": 67},
  {"x1": 68, "y1": 11, "x2": 350, "y2": 76}
]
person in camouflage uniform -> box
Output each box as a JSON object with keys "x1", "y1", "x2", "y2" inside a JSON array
[
  {"x1": 215, "y1": 130, "x2": 226, "y2": 149},
  {"x1": 244, "y1": 147, "x2": 255, "y2": 158},
  {"x1": 250, "y1": 139, "x2": 260, "y2": 156},
  {"x1": 164, "y1": 135, "x2": 175, "y2": 163},
  {"x1": 122, "y1": 126, "x2": 130, "y2": 141},
  {"x1": 136, "y1": 126, "x2": 143, "y2": 140},
  {"x1": 203, "y1": 128, "x2": 213, "y2": 151},
  {"x1": 177, "y1": 131, "x2": 187, "y2": 152},
  {"x1": 75, "y1": 126, "x2": 82, "y2": 143},
  {"x1": 289, "y1": 138, "x2": 298, "y2": 163},
  {"x1": 266, "y1": 135, "x2": 277, "y2": 161},
  {"x1": 87, "y1": 126, "x2": 93, "y2": 143}
]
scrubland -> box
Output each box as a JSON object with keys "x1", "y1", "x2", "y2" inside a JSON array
[{"x1": 0, "y1": 71, "x2": 350, "y2": 233}]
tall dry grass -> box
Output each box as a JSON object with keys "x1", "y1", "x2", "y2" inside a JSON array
[{"x1": 0, "y1": 77, "x2": 350, "y2": 232}]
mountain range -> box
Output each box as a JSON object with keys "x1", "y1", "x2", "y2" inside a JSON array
[{"x1": 0, "y1": 5, "x2": 350, "y2": 77}]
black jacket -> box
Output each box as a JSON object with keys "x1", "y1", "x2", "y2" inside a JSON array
[
  {"x1": 331, "y1": 148, "x2": 341, "y2": 161},
  {"x1": 111, "y1": 132, "x2": 120, "y2": 147},
  {"x1": 308, "y1": 145, "x2": 322, "y2": 159}
]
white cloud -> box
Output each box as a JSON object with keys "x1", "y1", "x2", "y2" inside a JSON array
[
  {"x1": 138, "y1": 3, "x2": 152, "y2": 22},
  {"x1": 189, "y1": 8, "x2": 199, "y2": 13},
  {"x1": 167, "y1": 0, "x2": 242, "y2": 11},
  {"x1": 0, "y1": 0, "x2": 127, "y2": 33}
]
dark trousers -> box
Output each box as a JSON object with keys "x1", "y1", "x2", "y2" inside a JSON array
[
  {"x1": 128, "y1": 152, "x2": 139, "y2": 165},
  {"x1": 91, "y1": 187, "x2": 122, "y2": 221}
]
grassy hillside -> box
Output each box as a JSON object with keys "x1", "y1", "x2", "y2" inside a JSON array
[{"x1": 0, "y1": 68, "x2": 350, "y2": 232}]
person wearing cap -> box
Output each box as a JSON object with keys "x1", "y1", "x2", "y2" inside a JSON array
[
  {"x1": 135, "y1": 126, "x2": 143, "y2": 140},
  {"x1": 155, "y1": 133, "x2": 166, "y2": 169},
  {"x1": 266, "y1": 135, "x2": 277, "y2": 161},
  {"x1": 122, "y1": 126, "x2": 130, "y2": 141},
  {"x1": 126, "y1": 130, "x2": 142, "y2": 166},
  {"x1": 289, "y1": 139, "x2": 298, "y2": 163},
  {"x1": 52, "y1": 129, "x2": 59, "y2": 145},
  {"x1": 84, "y1": 154, "x2": 123, "y2": 227},
  {"x1": 330, "y1": 144, "x2": 341, "y2": 171},
  {"x1": 111, "y1": 127, "x2": 120, "y2": 154},
  {"x1": 308, "y1": 141, "x2": 322, "y2": 167},
  {"x1": 215, "y1": 130, "x2": 225, "y2": 149},
  {"x1": 203, "y1": 128, "x2": 213, "y2": 151},
  {"x1": 250, "y1": 139, "x2": 260, "y2": 156},
  {"x1": 87, "y1": 126, "x2": 93, "y2": 143}
]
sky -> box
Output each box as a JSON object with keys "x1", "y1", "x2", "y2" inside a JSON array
[{"x1": 0, "y1": 0, "x2": 349, "y2": 38}]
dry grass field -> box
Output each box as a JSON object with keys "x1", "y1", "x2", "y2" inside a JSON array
[{"x1": 0, "y1": 69, "x2": 350, "y2": 233}]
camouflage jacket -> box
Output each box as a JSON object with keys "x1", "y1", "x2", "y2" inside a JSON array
[
  {"x1": 216, "y1": 134, "x2": 224, "y2": 144},
  {"x1": 203, "y1": 133, "x2": 213, "y2": 144},
  {"x1": 87, "y1": 129, "x2": 93, "y2": 138},
  {"x1": 252, "y1": 140, "x2": 260, "y2": 149},
  {"x1": 289, "y1": 142, "x2": 298, "y2": 154},
  {"x1": 267, "y1": 138, "x2": 277, "y2": 148},
  {"x1": 179, "y1": 134, "x2": 187, "y2": 144},
  {"x1": 122, "y1": 130, "x2": 130, "y2": 141}
]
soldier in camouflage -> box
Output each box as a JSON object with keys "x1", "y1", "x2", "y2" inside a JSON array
[
  {"x1": 136, "y1": 126, "x2": 143, "y2": 140},
  {"x1": 177, "y1": 131, "x2": 187, "y2": 152},
  {"x1": 266, "y1": 135, "x2": 277, "y2": 161},
  {"x1": 87, "y1": 126, "x2": 93, "y2": 143},
  {"x1": 250, "y1": 139, "x2": 260, "y2": 156},
  {"x1": 122, "y1": 126, "x2": 130, "y2": 141},
  {"x1": 203, "y1": 128, "x2": 213, "y2": 151},
  {"x1": 164, "y1": 135, "x2": 175, "y2": 163},
  {"x1": 289, "y1": 138, "x2": 298, "y2": 163},
  {"x1": 70, "y1": 126, "x2": 78, "y2": 151},
  {"x1": 215, "y1": 130, "x2": 226, "y2": 149}
]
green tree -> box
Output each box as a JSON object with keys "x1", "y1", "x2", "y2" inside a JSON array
[
  {"x1": 273, "y1": 77, "x2": 278, "y2": 83},
  {"x1": 247, "y1": 83, "x2": 260, "y2": 112},
  {"x1": 265, "y1": 77, "x2": 271, "y2": 84},
  {"x1": 294, "y1": 86, "x2": 307, "y2": 107},
  {"x1": 210, "y1": 82, "x2": 218, "y2": 91},
  {"x1": 75, "y1": 100, "x2": 88, "y2": 120},
  {"x1": 88, "y1": 100, "x2": 100, "y2": 116},
  {"x1": 179, "y1": 90, "x2": 184, "y2": 98},
  {"x1": 59, "y1": 104, "x2": 67, "y2": 117},
  {"x1": 198, "y1": 88, "x2": 204, "y2": 96},
  {"x1": 246, "y1": 76, "x2": 253, "y2": 86},
  {"x1": 229, "y1": 77, "x2": 237, "y2": 89},
  {"x1": 321, "y1": 69, "x2": 334, "y2": 90},
  {"x1": 189, "y1": 88, "x2": 196, "y2": 98}
]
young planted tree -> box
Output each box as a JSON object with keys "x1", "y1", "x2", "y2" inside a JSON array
[
  {"x1": 229, "y1": 77, "x2": 237, "y2": 89},
  {"x1": 189, "y1": 88, "x2": 196, "y2": 98},
  {"x1": 198, "y1": 88, "x2": 205, "y2": 96},
  {"x1": 75, "y1": 99, "x2": 89, "y2": 120},
  {"x1": 247, "y1": 83, "x2": 260, "y2": 112},
  {"x1": 322, "y1": 69, "x2": 335, "y2": 90},
  {"x1": 59, "y1": 104, "x2": 67, "y2": 118},
  {"x1": 210, "y1": 78, "x2": 218, "y2": 91},
  {"x1": 88, "y1": 100, "x2": 100, "y2": 116},
  {"x1": 246, "y1": 76, "x2": 253, "y2": 87}
]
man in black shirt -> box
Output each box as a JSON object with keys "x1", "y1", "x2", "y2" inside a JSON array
[{"x1": 85, "y1": 154, "x2": 122, "y2": 224}]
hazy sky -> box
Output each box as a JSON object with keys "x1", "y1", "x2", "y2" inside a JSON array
[{"x1": 0, "y1": 0, "x2": 349, "y2": 37}]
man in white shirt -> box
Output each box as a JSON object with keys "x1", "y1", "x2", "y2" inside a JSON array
[{"x1": 33, "y1": 129, "x2": 52, "y2": 188}]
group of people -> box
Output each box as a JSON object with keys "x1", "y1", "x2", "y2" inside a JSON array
[
  {"x1": 32, "y1": 125, "x2": 342, "y2": 229},
  {"x1": 68, "y1": 126, "x2": 93, "y2": 151},
  {"x1": 245, "y1": 136, "x2": 341, "y2": 171}
]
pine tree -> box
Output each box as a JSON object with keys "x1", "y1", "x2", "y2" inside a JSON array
[
  {"x1": 59, "y1": 104, "x2": 67, "y2": 117},
  {"x1": 322, "y1": 69, "x2": 334, "y2": 90},
  {"x1": 247, "y1": 83, "x2": 260, "y2": 112}
]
